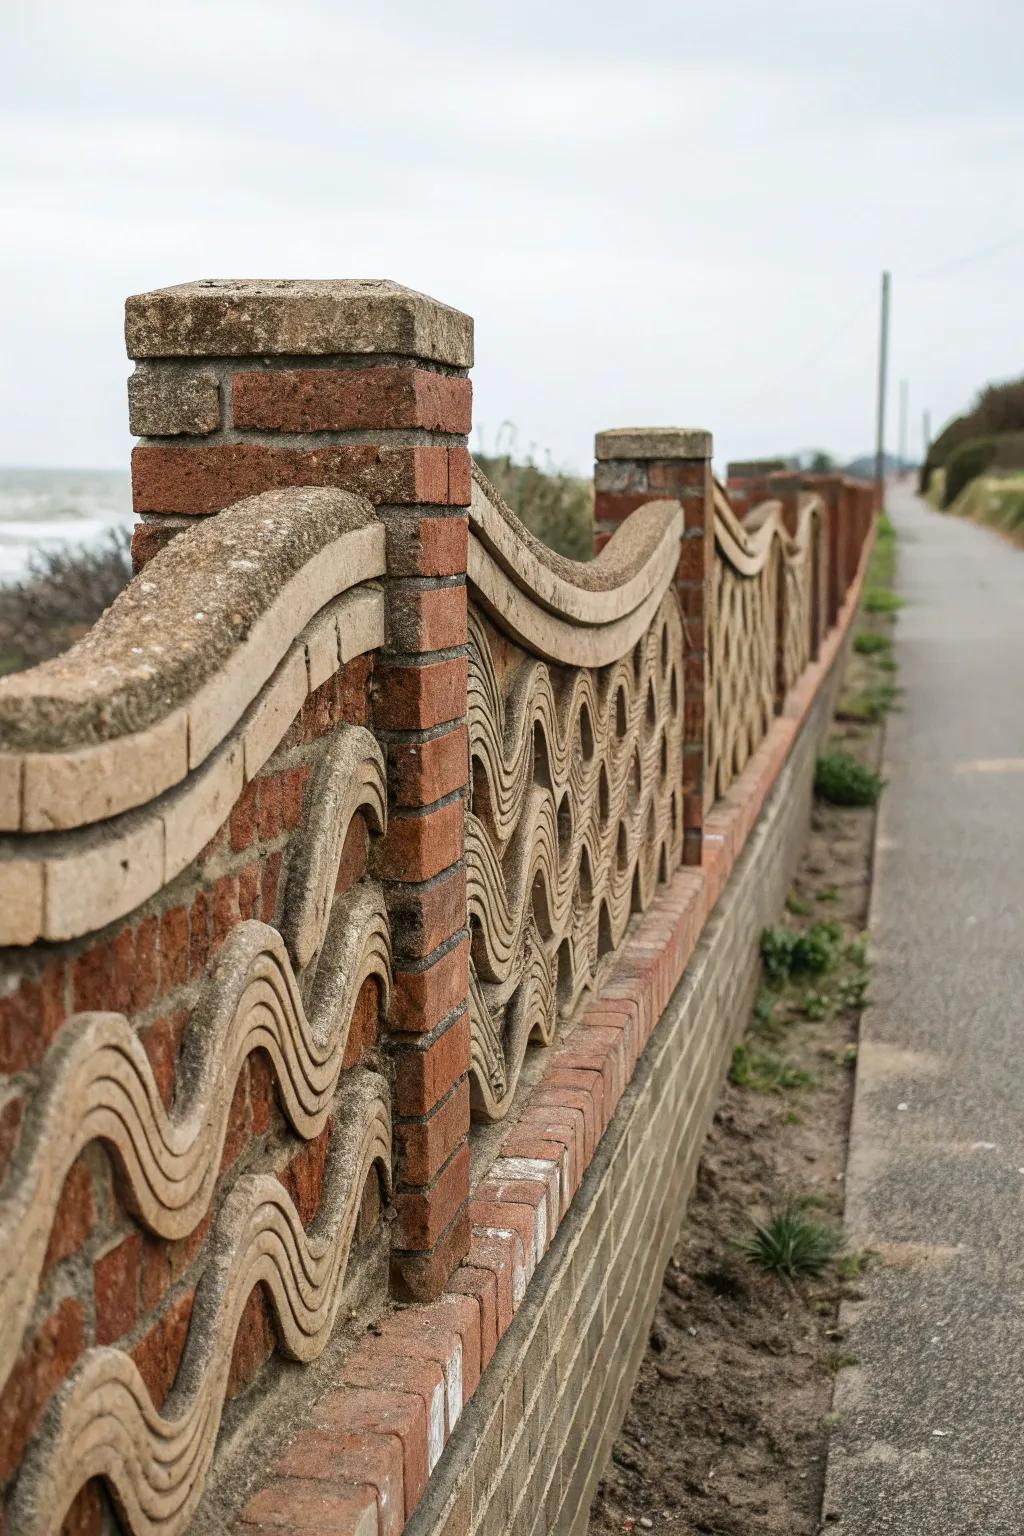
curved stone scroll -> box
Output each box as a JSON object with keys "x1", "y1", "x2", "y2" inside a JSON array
[
  {"x1": 0, "y1": 583, "x2": 385, "y2": 947},
  {"x1": 704, "y1": 485, "x2": 827, "y2": 805},
  {"x1": 467, "y1": 463, "x2": 683, "y2": 666},
  {"x1": 0, "y1": 727, "x2": 388, "y2": 1401},
  {"x1": 781, "y1": 496, "x2": 826, "y2": 693},
  {"x1": 10, "y1": 1070, "x2": 392, "y2": 1536},
  {"x1": 0, "y1": 486, "x2": 384, "y2": 832},
  {"x1": 466, "y1": 596, "x2": 685, "y2": 1120}
]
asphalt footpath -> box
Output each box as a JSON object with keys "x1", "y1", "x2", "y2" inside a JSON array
[{"x1": 822, "y1": 481, "x2": 1024, "y2": 1534}]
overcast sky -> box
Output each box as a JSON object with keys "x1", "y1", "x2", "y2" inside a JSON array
[{"x1": 2, "y1": 0, "x2": 1022, "y2": 474}]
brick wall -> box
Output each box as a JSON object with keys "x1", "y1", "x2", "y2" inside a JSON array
[{"x1": 0, "y1": 655, "x2": 382, "y2": 1534}]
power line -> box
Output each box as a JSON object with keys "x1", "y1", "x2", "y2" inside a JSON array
[{"x1": 910, "y1": 230, "x2": 1024, "y2": 283}]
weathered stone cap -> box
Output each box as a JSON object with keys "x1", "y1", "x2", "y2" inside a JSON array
[
  {"x1": 727, "y1": 458, "x2": 787, "y2": 477},
  {"x1": 0, "y1": 486, "x2": 376, "y2": 751},
  {"x1": 595, "y1": 428, "x2": 712, "y2": 461},
  {"x1": 125, "y1": 279, "x2": 474, "y2": 367}
]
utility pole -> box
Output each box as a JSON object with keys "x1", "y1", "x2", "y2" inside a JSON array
[
  {"x1": 898, "y1": 379, "x2": 908, "y2": 474},
  {"x1": 874, "y1": 271, "x2": 891, "y2": 495}
]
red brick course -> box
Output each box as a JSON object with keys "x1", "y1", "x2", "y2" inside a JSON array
[
  {"x1": 389, "y1": 726, "x2": 468, "y2": 809},
  {"x1": 131, "y1": 443, "x2": 469, "y2": 516},
  {"x1": 231, "y1": 368, "x2": 471, "y2": 436}
]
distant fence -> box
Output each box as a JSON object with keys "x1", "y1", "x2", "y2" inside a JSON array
[{"x1": 0, "y1": 280, "x2": 876, "y2": 1536}]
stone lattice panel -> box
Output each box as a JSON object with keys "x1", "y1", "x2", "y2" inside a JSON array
[
  {"x1": 465, "y1": 595, "x2": 685, "y2": 1120},
  {"x1": 704, "y1": 550, "x2": 778, "y2": 807}
]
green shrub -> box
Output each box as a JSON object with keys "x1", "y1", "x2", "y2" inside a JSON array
[
  {"x1": 0, "y1": 529, "x2": 131, "y2": 675},
  {"x1": 475, "y1": 445, "x2": 593, "y2": 560},
  {"x1": 814, "y1": 752, "x2": 884, "y2": 807},
  {"x1": 741, "y1": 1201, "x2": 844, "y2": 1279},
  {"x1": 920, "y1": 374, "x2": 1024, "y2": 492},
  {"x1": 942, "y1": 436, "x2": 999, "y2": 506}
]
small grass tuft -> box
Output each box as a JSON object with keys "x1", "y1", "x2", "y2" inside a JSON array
[
  {"x1": 835, "y1": 1248, "x2": 878, "y2": 1280},
  {"x1": 836, "y1": 681, "x2": 901, "y2": 723},
  {"x1": 862, "y1": 586, "x2": 905, "y2": 615},
  {"x1": 730, "y1": 1043, "x2": 814, "y2": 1093},
  {"x1": 785, "y1": 893, "x2": 812, "y2": 916},
  {"x1": 801, "y1": 990, "x2": 831, "y2": 1021},
  {"x1": 853, "y1": 631, "x2": 892, "y2": 656},
  {"x1": 741, "y1": 1200, "x2": 845, "y2": 1279},
  {"x1": 822, "y1": 1348, "x2": 860, "y2": 1374},
  {"x1": 814, "y1": 751, "x2": 884, "y2": 807}
]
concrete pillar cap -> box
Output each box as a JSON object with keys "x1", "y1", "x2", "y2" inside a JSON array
[
  {"x1": 595, "y1": 427, "x2": 712, "y2": 461},
  {"x1": 125, "y1": 278, "x2": 473, "y2": 367}
]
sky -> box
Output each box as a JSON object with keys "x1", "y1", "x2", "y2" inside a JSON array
[{"x1": 1, "y1": 0, "x2": 1022, "y2": 476}]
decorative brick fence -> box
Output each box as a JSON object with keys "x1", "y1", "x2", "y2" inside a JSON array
[{"x1": 0, "y1": 281, "x2": 876, "y2": 1536}]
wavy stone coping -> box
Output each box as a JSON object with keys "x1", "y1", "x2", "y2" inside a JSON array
[
  {"x1": 713, "y1": 483, "x2": 824, "y2": 575},
  {"x1": 0, "y1": 488, "x2": 385, "y2": 834},
  {"x1": 0, "y1": 585, "x2": 384, "y2": 947},
  {"x1": 468, "y1": 466, "x2": 683, "y2": 666}
]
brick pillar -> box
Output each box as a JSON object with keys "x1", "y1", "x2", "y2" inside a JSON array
[
  {"x1": 594, "y1": 427, "x2": 714, "y2": 866},
  {"x1": 801, "y1": 473, "x2": 845, "y2": 627},
  {"x1": 125, "y1": 279, "x2": 475, "y2": 1301},
  {"x1": 843, "y1": 479, "x2": 866, "y2": 596},
  {"x1": 766, "y1": 470, "x2": 800, "y2": 537},
  {"x1": 767, "y1": 473, "x2": 800, "y2": 709}
]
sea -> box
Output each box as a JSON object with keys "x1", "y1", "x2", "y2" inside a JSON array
[{"x1": 0, "y1": 467, "x2": 134, "y2": 585}]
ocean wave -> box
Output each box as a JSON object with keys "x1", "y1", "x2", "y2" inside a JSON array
[{"x1": 0, "y1": 468, "x2": 132, "y2": 581}]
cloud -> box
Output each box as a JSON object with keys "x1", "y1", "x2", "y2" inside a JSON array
[{"x1": 0, "y1": 0, "x2": 1021, "y2": 471}]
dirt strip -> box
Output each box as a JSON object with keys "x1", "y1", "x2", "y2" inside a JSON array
[{"x1": 588, "y1": 541, "x2": 897, "y2": 1536}]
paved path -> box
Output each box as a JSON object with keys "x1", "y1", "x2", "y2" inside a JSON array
[{"x1": 823, "y1": 483, "x2": 1024, "y2": 1534}]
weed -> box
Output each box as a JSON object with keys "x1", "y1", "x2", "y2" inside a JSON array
[
  {"x1": 730, "y1": 1043, "x2": 814, "y2": 1093},
  {"x1": 840, "y1": 1043, "x2": 859, "y2": 1068},
  {"x1": 839, "y1": 972, "x2": 869, "y2": 1009},
  {"x1": 862, "y1": 586, "x2": 905, "y2": 615},
  {"x1": 753, "y1": 990, "x2": 786, "y2": 1043},
  {"x1": 835, "y1": 1249, "x2": 878, "y2": 1280},
  {"x1": 822, "y1": 1412, "x2": 844, "y2": 1432},
  {"x1": 761, "y1": 921, "x2": 842, "y2": 982},
  {"x1": 801, "y1": 990, "x2": 830, "y2": 1021},
  {"x1": 822, "y1": 1349, "x2": 860, "y2": 1373},
  {"x1": 786, "y1": 893, "x2": 812, "y2": 916},
  {"x1": 741, "y1": 1201, "x2": 845, "y2": 1279},
  {"x1": 782, "y1": 1109, "x2": 802, "y2": 1125},
  {"x1": 816, "y1": 887, "x2": 839, "y2": 903},
  {"x1": 853, "y1": 632, "x2": 892, "y2": 656},
  {"x1": 814, "y1": 752, "x2": 884, "y2": 807},
  {"x1": 837, "y1": 681, "x2": 901, "y2": 723}
]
